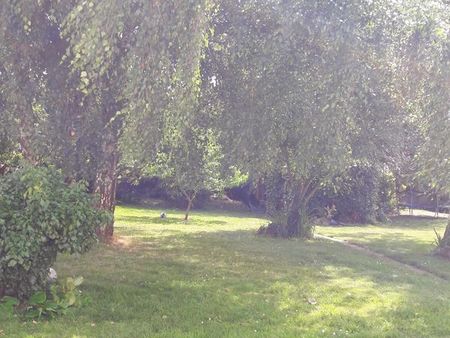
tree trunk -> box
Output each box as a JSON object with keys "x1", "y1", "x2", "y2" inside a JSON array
[
  {"x1": 286, "y1": 189, "x2": 302, "y2": 237},
  {"x1": 94, "y1": 128, "x2": 119, "y2": 240},
  {"x1": 184, "y1": 192, "x2": 196, "y2": 221},
  {"x1": 184, "y1": 198, "x2": 193, "y2": 221},
  {"x1": 434, "y1": 193, "x2": 440, "y2": 218},
  {"x1": 443, "y1": 213, "x2": 450, "y2": 244},
  {"x1": 0, "y1": 163, "x2": 7, "y2": 175},
  {"x1": 285, "y1": 180, "x2": 318, "y2": 238}
]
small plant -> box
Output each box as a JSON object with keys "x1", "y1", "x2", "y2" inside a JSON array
[
  {"x1": 0, "y1": 296, "x2": 19, "y2": 320},
  {"x1": 433, "y1": 228, "x2": 448, "y2": 249},
  {"x1": 0, "y1": 276, "x2": 86, "y2": 320},
  {"x1": 51, "y1": 276, "x2": 86, "y2": 310}
]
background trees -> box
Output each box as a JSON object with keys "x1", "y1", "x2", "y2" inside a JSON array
[
  {"x1": 1, "y1": 0, "x2": 213, "y2": 239},
  {"x1": 0, "y1": 0, "x2": 447, "y2": 242}
]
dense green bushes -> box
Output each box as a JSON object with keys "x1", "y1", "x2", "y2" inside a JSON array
[
  {"x1": 0, "y1": 166, "x2": 108, "y2": 300},
  {"x1": 117, "y1": 176, "x2": 216, "y2": 210},
  {"x1": 332, "y1": 165, "x2": 380, "y2": 223},
  {"x1": 310, "y1": 165, "x2": 397, "y2": 223}
]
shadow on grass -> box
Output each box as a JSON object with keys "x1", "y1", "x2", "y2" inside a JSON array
[
  {"x1": 65, "y1": 229, "x2": 450, "y2": 336},
  {"x1": 319, "y1": 215, "x2": 445, "y2": 230},
  {"x1": 117, "y1": 215, "x2": 229, "y2": 226},
  {"x1": 7, "y1": 220, "x2": 450, "y2": 337},
  {"x1": 391, "y1": 215, "x2": 446, "y2": 228},
  {"x1": 117, "y1": 215, "x2": 183, "y2": 225},
  {"x1": 317, "y1": 228, "x2": 450, "y2": 281}
]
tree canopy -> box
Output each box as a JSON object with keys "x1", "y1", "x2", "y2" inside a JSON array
[{"x1": 0, "y1": 0, "x2": 448, "y2": 241}]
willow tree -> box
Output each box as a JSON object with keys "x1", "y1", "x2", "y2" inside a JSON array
[
  {"x1": 416, "y1": 75, "x2": 450, "y2": 253},
  {"x1": 60, "y1": 0, "x2": 213, "y2": 238},
  {"x1": 406, "y1": 1, "x2": 450, "y2": 252},
  {"x1": 119, "y1": 16, "x2": 224, "y2": 222},
  {"x1": 0, "y1": 1, "x2": 103, "y2": 183},
  {"x1": 210, "y1": 0, "x2": 405, "y2": 237},
  {"x1": 1, "y1": 1, "x2": 213, "y2": 239},
  {"x1": 0, "y1": 1, "x2": 72, "y2": 163}
]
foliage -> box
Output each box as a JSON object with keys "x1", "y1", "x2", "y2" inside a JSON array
[
  {"x1": 334, "y1": 165, "x2": 379, "y2": 224},
  {"x1": 0, "y1": 296, "x2": 19, "y2": 320},
  {"x1": 210, "y1": 0, "x2": 412, "y2": 237},
  {"x1": 377, "y1": 171, "x2": 398, "y2": 222},
  {"x1": 433, "y1": 228, "x2": 447, "y2": 249},
  {"x1": 223, "y1": 167, "x2": 249, "y2": 189},
  {"x1": 26, "y1": 276, "x2": 86, "y2": 319},
  {"x1": 309, "y1": 165, "x2": 398, "y2": 224},
  {"x1": 0, "y1": 166, "x2": 108, "y2": 300},
  {"x1": 0, "y1": 276, "x2": 86, "y2": 320}
]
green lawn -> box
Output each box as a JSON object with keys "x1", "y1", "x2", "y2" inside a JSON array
[
  {"x1": 2, "y1": 206, "x2": 450, "y2": 337},
  {"x1": 316, "y1": 214, "x2": 450, "y2": 280}
]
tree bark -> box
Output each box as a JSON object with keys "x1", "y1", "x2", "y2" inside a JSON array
[
  {"x1": 94, "y1": 127, "x2": 119, "y2": 240},
  {"x1": 285, "y1": 180, "x2": 318, "y2": 238},
  {"x1": 0, "y1": 163, "x2": 7, "y2": 175},
  {"x1": 286, "y1": 187, "x2": 302, "y2": 237},
  {"x1": 184, "y1": 198, "x2": 193, "y2": 221}
]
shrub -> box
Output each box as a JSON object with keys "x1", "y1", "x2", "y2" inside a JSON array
[
  {"x1": 0, "y1": 276, "x2": 87, "y2": 320},
  {"x1": 0, "y1": 166, "x2": 108, "y2": 300},
  {"x1": 376, "y1": 171, "x2": 397, "y2": 221},
  {"x1": 333, "y1": 165, "x2": 379, "y2": 223},
  {"x1": 309, "y1": 165, "x2": 395, "y2": 224}
]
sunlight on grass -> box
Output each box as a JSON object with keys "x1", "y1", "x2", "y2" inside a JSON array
[
  {"x1": 2, "y1": 206, "x2": 450, "y2": 337},
  {"x1": 316, "y1": 215, "x2": 450, "y2": 279},
  {"x1": 114, "y1": 205, "x2": 266, "y2": 239}
]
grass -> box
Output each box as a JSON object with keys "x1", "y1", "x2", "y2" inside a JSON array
[
  {"x1": 1, "y1": 206, "x2": 450, "y2": 337},
  {"x1": 316, "y1": 213, "x2": 450, "y2": 280}
]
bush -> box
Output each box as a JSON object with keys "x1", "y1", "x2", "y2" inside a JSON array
[
  {"x1": 0, "y1": 166, "x2": 108, "y2": 300},
  {"x1": 309, "y1": 165, "x2": 397, "y2": 224},
  {"x1": 0, "y1": 276, "x2": 87, "y2": 320},
  {"x1": 376, "y1": 171, "x2": 397, "y2": 221},
  {"x1": 333, "y1": 165, "x2": 379, "y2": 223}
]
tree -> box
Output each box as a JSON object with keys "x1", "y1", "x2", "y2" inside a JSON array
[
  {"x1": 210, "y1": 0, "x2": 405, "y2": 237},
  {"x1": 414, "y1": 34, "x2": 450, "y2": 251},
  {"x1": 121, "y1": 46, "x2": 225, "y2": 221},
  {"x1": 392, "y1": 0, "x2": 450, "y2": 252},
  {"x1": 0, "y1": 0, "x2": 214, "y2": 239},
  {"x1": 158, "y1": 128, "x2": 224, "y2": 221},
  {"x1": 0, "y1": 1, "x2": 69, "y2": 164},
  {"x1": 61, "y1": 0, "x2": 213, "y2": 238}
]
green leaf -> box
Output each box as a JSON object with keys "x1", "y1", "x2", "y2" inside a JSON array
[
  {"x1": 29, "y1": 291, "x2": 46, "y2": 305},
  {"x1": 7, "y1": 259, "x2": 17, "y2": 267},
  {"x1": 1, "y1": 296, "x2": 19, "y2": 307},
  {"x1": 65, "y1": 292, "x2": 77, "y2": 306},
  {"x1": 73, "y1": 276, "x2": 84, "y2": 287}
]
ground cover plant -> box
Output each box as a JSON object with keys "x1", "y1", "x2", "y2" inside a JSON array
[{"x1": 1, "y1": 205, "x2": 449, "y2": 337}]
